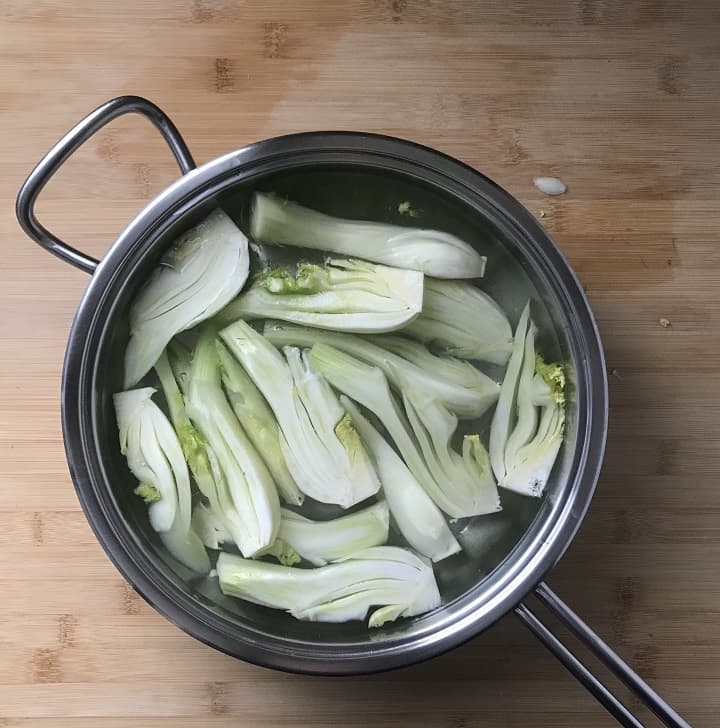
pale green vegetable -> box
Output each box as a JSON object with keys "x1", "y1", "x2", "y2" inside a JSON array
[
  {"x1": 193, "y1": 501, "x2": 299, "y2": 562},
  {"x1": 490, "y1": 303, "x2": 566, "y2": 497},
  {"x1": 166, "y1": 340, "x2": 193, "y2": 397},
  {"x1": 115, "y1": 388, "x2": 181, "y2": 535},
  {"x1": 264, "y1": 322, "x2": 499, "y2": 418},
  {"x1": 156, "y1": 348, "x2": 243, "y2": 551},
  {"x1": 533, "y1": 355, "x2": 566, "y2": 407},
  {"x1": 397, "y1": 200, "x2": 419, "y2": 217},
  {"x1": 191, "y1": 502, "x2": 232, "y2": 550},
  {"x1": 219, "y1": 320, "x2": 380, "y2": 508},
  {"x1": 134, "y1": 483, "x2": 161, "y2": 503},
  {"x1": 259, "y1": 538, "x2": 302, "y2": 566},
  {"x1": 185, "y1": 327, "x2": 280, "y2": 557},
  {"x1": 113, "y1": 387, "x2": 210, "y2": 573},
  {"x1": 217, "y1": 546, "x2": 441, "y2": 625},
  {"x1": 217, "y1": 258, "x2": 424, "y2": 333},
  {"x1": 489, "y1": 304, "x2": 531, "y2": 484},
  {"x1": 284, "y1": 345, "x2": 380, "y2": 507},
  {"x1": 402, "y1": 389, "x2": 501, "y2": 517},
  {"x1": 156, "y1": 349, "x2": 221, "y2": 509},
  {"x1": 503, "y1": 384, "x2": 564, "y2": 497},
  {"x1": 191, "y1": 501, "x2": 300, "y2": 562},
  {"x1": 250, "y1": 192, "x2": 486, "y2": 279},
  {"x1": 341, "y1": 397, "x2": 460, "y2": 562},
  {"x1": 274, "y1": 501, "x2": 390, "y2": 566},
  {"x1": 375, "y1": 336, "x2": 493, "y2": 393},
  {"x1": 124, "y1": 209, "x2": 250, "y2": 387},
  {"x1": 404, "y1": 279, "x2": 513, "y2": 365},
  {"x1": 503, "y1": 321, "x2": 542, "y2": 465},
  {"x1": 216, "y1": 340, "x2": 303, "y2": 506},
  {"x1": 309, "y1": 344, "x2": 448, "y2": 513},
  {"x1": 312, "y1": 343, "x2": 499, "y2": 518}
]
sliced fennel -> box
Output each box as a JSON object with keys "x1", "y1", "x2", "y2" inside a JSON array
[
  {"x1": 405, "y1": 279, "x2": 513, "y2": 365},
  {"x1": 250, "y1": 192, "x2": 486, "y2": 279},
  {"x1": 113, "y1": 387, "x2": 210, "y2": 573},
  {"x1": 124, "y1": 209, "x2": 250, "y2": 387},
  {"x1": 159, "y1": 346, "x2": 253, "y2": 553},
  {"x1": 272, "y1": 501, "x2": 390, "y2": 566},
  {"x1": 489, "y1": 305, "x2": 530, "y2": 483},
  {"x1": 134, "y1": 483, "x2": 161, "y2": 503},
  {"x1": 191, "y1": 500, "x2": 302, "y2": 562},
  {"x1": 260, "y1": 538, "x2": 302, "y2": 566},
  {"x1": 311, "y1": 343, "x2": 499, "y2": 518},
  {"x1": 185, "y1": 327, "x2": 280, "y2": 557},
  {"x1": 217, "y1": 546, "x2": 440, "y2": 625},
  {"x1": 489, "y1": 303, "x2": 565, "y2": 497},
  {"x1": 219, "y1": 320, "x2": 380, "y2": 508},
  {"x1": 216, "y1": 340, "x2": 304, "y2": 506},
  {"x1": 402, "y1": 389, "x2": 501, "y2": 517},
  {"x1": 376, "y1": 336, "x2": 494, "y2": 393},
  {"x1": 166, "y1": 339, "x2": 193, "y2": 396},
  {"x1": 155, "y1": 350, "x2": 227, "y2": 524},
  {"x1": 284, "y1": 345, "x2": 379, "y2": 508},
  {"x1": 191, "y1": 502, "x2": 232, "y2": 550},
  {"x1": 341, "y1": 397, "x2": 460, "y2": 562},
  {"x1": 264, "y1": 322, "x2": 499, "y2": 418},
  {"x1": 503, "y1": 321, "x2": 543, "y2": 465},
  {"x1": 309, "y1": 344, "x2": 451, "y2": 515},
  {"x1": 217, "y1": 258, "x2": 424, "y2": 333}
]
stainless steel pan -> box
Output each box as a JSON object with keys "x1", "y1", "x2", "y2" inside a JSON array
[{"x1": 17, "y1": 96, "x2": 689, "y2": 728}]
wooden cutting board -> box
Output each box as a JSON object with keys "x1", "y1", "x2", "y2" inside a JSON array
[{"x1": 1, "y1": 1, "x2": 718, "y2": 726}]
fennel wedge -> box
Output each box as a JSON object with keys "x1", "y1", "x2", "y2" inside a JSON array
[
  {"x1": 219, "y1": 320, "x2": 380, "y2": 508},
  {"x1": 185, "y1": 328, "x2": 280, "y2": 557},
  {"x1": 217, "y1": 258, "x2": 424, "y2": 333},
  {"x1": 342, "y1": 397, "x2": 460, "y2": 562},
  {"x1": 264, "y1": 322, "x2": 499, "y2": 418},
  {"x1": 405, "y1": 278, "x2": 513, "y2": 365},
  {"x1": 124, "y1": 209, "x2": 249, "y2": 387},
  {"x1": 217, "y1": 546, "x2": 440, "y2": 625},
  {"x1": 113, "y1": 387, "x2": 210, "y2": 573},
  {"x1": 490, "y1": 303, "x2": 565, "y2": 497},
  {"x1": 250, "y1": 192, "x2": 486, "y2": 278},
  {"x1": 273, "y1": 501, "x2": 390, "y2": 566}
]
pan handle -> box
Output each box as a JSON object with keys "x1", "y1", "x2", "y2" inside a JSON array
[
  {"x1": 516, "y1": 582, "x2": 691, "y2": 728},
  {"x1": 16, "y1": 95, "x2": 196, "y2": 275}
]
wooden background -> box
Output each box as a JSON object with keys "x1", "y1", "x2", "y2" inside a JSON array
[{"x1": 1, "y1": 1, "x2": 718, "y2": 725}]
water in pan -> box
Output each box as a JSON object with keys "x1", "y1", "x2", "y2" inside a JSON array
[{"x1": 122, "y1": 163, "x2": 570, "y2": 642}]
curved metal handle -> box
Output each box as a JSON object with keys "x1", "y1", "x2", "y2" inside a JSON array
[
  {"x1": 16, "y1": 95, "x2": 196, "y2": 274},
  {"x1": 516, "y1": 583, "x2": 691, "y2": 728}
]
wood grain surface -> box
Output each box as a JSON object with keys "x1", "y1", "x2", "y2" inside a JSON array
[{"x1": 1, "y1": 1, "x2": 719, "y2": 726}]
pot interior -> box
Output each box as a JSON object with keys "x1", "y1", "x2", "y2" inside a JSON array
[{"x1": 84, "y1": 155, "x2": 593, "y2": 663}]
